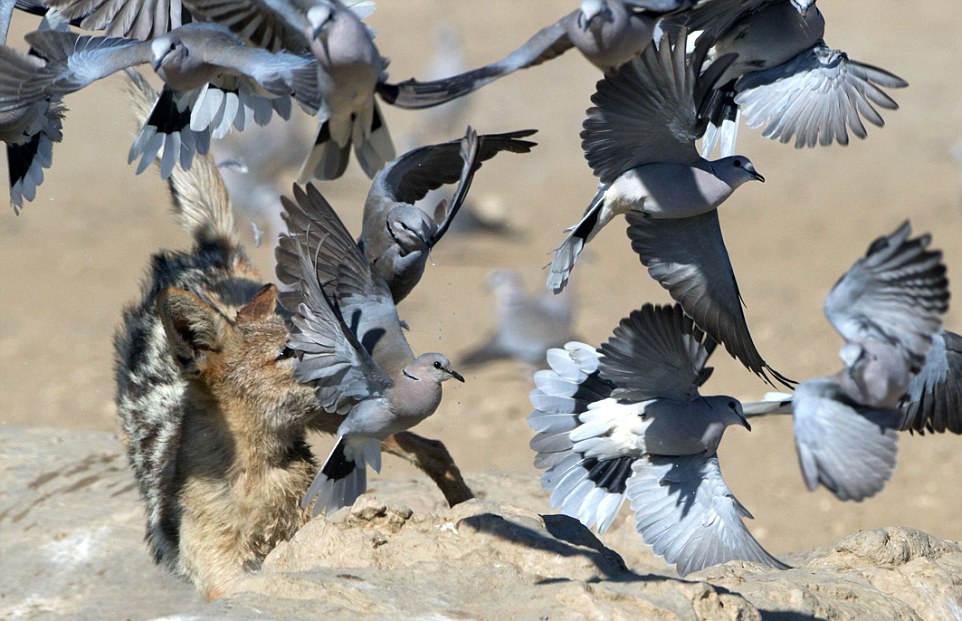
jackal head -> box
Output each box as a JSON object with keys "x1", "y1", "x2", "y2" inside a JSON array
[{"x1": 156, "y1": 283, "x2": 317, "y2": 443}]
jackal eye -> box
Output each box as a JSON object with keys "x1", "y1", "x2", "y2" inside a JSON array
[{"x1": 276, "y1": 346, "x2": 297, "y2": 361}]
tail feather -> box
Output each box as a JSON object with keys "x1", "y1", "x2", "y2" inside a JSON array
[
  {"x1": 303, "y1": 436, "x2": 381, "y2": 516},
  {"x1": 125, "y1": 70, "x2": 236, "y2": 247},
  {"x1": 353, "y1": 100, "x2": 395, "y2": 179}
]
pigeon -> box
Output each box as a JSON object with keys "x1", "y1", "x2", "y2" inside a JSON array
[
  {"x1": 380, "y1": 0, "x2": 697, "y2": 109},
  {"x1": 528, "y1": 303, "x2": 787, "y2": 576},
  {"x1": 747, "y1": 222, "x2": 950, "y2": 501},
  {"x1": 460, "y1": 268, "x2": 575, "y2": 367},
  {"x1": 552, "y1": 28, "x2": 786, "y2": 386},
  {"x1": 0, "y1": 24, "x2": 317, "y2": 179},
  {"x1": 358, "y1": 127, "x2": 538, "y2": 302},
  {"x1": 685, "y1": 0, "x2": 908, "y2": 155},
  {"x1": 277, "y1": 183, "x2": 464, "y2": 516}
]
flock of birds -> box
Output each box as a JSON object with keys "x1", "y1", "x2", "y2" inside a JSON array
[{"x1": 3, "y1": 0, "x2": 960, "y2": 578}]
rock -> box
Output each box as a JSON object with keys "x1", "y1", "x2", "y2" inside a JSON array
[{"x1": 2, "y1": 427, "x2": 960, "y2": 621}]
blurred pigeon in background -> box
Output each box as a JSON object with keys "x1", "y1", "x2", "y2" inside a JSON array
[
  {"x1": 461, "y1": 268, "x2": 575, "y2": 367},
  {"x1": 528, "y1": 303, "x2": 787, "y2": 576},
  {"x1": 277, "y1": 183, "x2": 464, "y2": 515},
  {"x1": 685, "y1": 0, "x2": 907, "y2": 156}
]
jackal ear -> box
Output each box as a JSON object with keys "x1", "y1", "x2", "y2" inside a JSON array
[
  {"x1": 156, "y1": 288, "x2": 228, "y2": 378},
  {"x1": 236, "y1": 284, "x2": 278, "y2": 323}
]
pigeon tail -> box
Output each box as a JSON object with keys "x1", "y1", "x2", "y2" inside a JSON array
[{"x1": 303, "y1": 436, "x2": 382, "y2": 516}]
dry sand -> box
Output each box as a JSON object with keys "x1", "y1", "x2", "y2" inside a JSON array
[{"x1": 2, "y1": 0, "x2": 961, "y2": 572}]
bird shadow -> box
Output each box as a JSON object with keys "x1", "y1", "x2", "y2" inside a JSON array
[{"x1": 457, "y1": 511, "x2": 664, "y2": 584}]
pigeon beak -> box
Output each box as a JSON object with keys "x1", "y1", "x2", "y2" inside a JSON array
[
  {"x1": 449, "y1": 369, "x2": 465, "y2": 383},
  {"x1": 739, "y1": 413, "x2": 752, "y2": 431},
  {"x1": 752, "y1": 170, "x2": 765, "y2": 183}
]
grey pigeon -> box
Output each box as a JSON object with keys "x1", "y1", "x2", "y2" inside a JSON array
[
  {"x1": 380, "y1": 1, "x2": 696, "y2": 109},
  {"x1": 685, "y1": 0, "x2": 907, "y2": 155},
  {"x1": 0, "y1": 24, "x2": 316, "y2": 179},
  {"x1": 277, "y1": 183, "x2": 464, "y2": 515},
  {"x1": 460, "y1": 268, "x2": 576, "y2": 367},
  {"x1": 181, "y1": 0, "x2": 405, "y2": 180},
  {"x1": 528, "y1": 303, "x2": 787, "y2": 576},
  {"x1": 359, "y1": 127, "x2": 538, "y2": 302},
  {"x1": 0, "y1": 14, "x2": 65, "y2": 212},
  {"x1": 554, "y1": 28, "x2": 787, "y2": 387},
  {"x1": 899, "y1": 330, "x2": 962, "y2": 435},
  {"x1": 748, "y1": 222, "x2": 950, "y2": 501}
]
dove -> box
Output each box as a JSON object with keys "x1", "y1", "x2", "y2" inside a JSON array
[
  {"x1": 1, "y1": 12, "x2": 67, "y2": 211},
  {"x1": 746, "y1": 222, "x2": 950, "y2": 501},
  {"x1": 380, "y1": 1, "x2": 697, "y2": 109},
  {"x1": 358, "y1": 127, "x2": 537, "y2": 302},
  {"x1": 528, "y1": 303, "x2": 787, "y2": 576},
  {"x1": 460, "y1": 268, "x2": 576, "y2": 367},
  {"x1": 551, "y1": 28, "x2": 786, "y2": 386},
  {"x1": 276, "y1": 183, "x2": 465, "y2": 515},
  {"x1": 685, "y1": 0, "x2": 907, "y2": 155},
  {"x1": 0, "y1": 24, "x2": 317, "y2": 179}
]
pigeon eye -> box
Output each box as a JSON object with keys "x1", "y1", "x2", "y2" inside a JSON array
[
  {"x1": 733, "y1": 159, "x2": 742, "y2": 168},
  {"x1": 276, "y1": 346, "x2": 297, "y2": 361},
  {"x1": 728, "y1": 401, "x2": 736, "y2": 409},
  {"x1": 433, "y1": 361, "x2": 442, "y2": 369}
]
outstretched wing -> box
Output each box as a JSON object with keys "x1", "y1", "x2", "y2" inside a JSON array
[
  {"x1": 824, "y1": 221, "x2": 948, "y2": 362},
  {"x1": 283, "y1": 232, "x2": 392, "y2": 414},
  {"x1": 32, "y1": 0, "x2": 185, "y2": 40},
  {"x1": 598, "y1": 303, "x2": 716, "y2": 401},
  {"x1": 626, "y1": 210, "x2": 791, "y2": 387},
  {"x1": 372, "y1": 128, "x2": 537, "y2": 206},
  {"x1": 276, "y1": 183, "x2": 415, "y2": 378},
  {"x1": 735, "y1": 43, "x2": 908, "y2": 149},
  {"x1": 792, "y1": 377, "x2": 901, "y2": 501},
  {"x1": 378, "y1": 13, "x2": 575, "y2": 109},
  {"x1": 626, "y1": 453, "x2": 788, "y2": 576},
  {"x1": 900, "y1": 330, "x2": 962, "y2": 435},
  {"x1": 580, "y1": 28, "x2": 701, "y2": 183}
]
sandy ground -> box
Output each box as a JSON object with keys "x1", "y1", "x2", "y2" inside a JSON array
[{"x1": 2, "y1": 0, "x2": 961, "y2": 564}]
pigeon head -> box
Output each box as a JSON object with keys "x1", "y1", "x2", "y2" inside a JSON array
[
  {"x1": 713, "y1": 155, "x2": 765, "y2": 188},
  {"x1": 150, "y1": 35, "x2": 185, "y2": 73},
  {"x1": 386, "y1": 205, "x2": 434, "y2": 254},
  {"x1": 578, "y1": 0, "x2": 612, "y2": 32},
  {"x1": 839, "y1": 342, "x2": 865, "y2": 378},
  {"x1": 307, "y1": 3, "x2": 336, "y2": 40},
  {"x1": 705, "y1": 395, "x2": 751, "y2": 431},
  {"x1": 790, "y1": 0, "x2": 818, "y2": 16},
  {"x1": 410, "y1": 353, "x2": 465, "y2": 383}
]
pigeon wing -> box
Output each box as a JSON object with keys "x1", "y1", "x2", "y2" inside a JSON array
[
  {"x1": 378, "y1": 14, "x2": 574, "y2": 109},
  {"x1": 284, "y1": 232, "x2": 392, "y2": 415},
  {"x1": 598, "y1": 303, "x2": 716, "y2": 401},
  {"x1": 581, "y1": 28, "x2": 701, "y2": 183},
  {"x1": 824, "y1": 221, "x2": 948, "y2": 361},
  {"x1": 792, "y1": 377, "x2": 901, "y2": 501},
  {"x1": 40, "y1": 0, "x2": 184, "y2": 40},
  {"x1": 375, "y1": 128, "x2": 537, "y2": 206},
  {"x1": 626, "y1": 454, "x2": 788, "y2": 576},
  {"x1": 626, "y1": 210, "x2": 790, "y2": 387},
  {"x1": 735, "y1": 42, "x2": 908, "y2": 149},
  {"x1": 900, "y1": 330, "x2": 962, "y2": 435}
]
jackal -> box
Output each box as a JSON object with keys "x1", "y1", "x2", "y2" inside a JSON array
[
  {"x1": 113, "y1": 117, "x2": 321, "y2": 596},
  {"x1": 114, "y1": 73, "x2": 472, "y2": 598}
]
